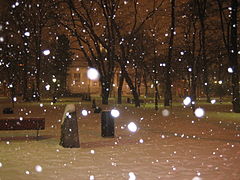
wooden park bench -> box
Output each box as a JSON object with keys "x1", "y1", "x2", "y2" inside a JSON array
[{"x1": 0, "y1": 117, "x2": 45, "y2": 140}]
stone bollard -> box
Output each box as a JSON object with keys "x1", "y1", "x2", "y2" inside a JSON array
[
  {"x1": 101, "y1": 110, "x2": 114, "y2": 137},
  {"x1": 59, "y1": 104, "x2": 80, "y2": 148}
]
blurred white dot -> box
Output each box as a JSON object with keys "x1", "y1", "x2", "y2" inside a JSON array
[
  {"x1": 43, "y1": 49, "x2": 50, "y2": 55},
  {"x1": 90, "y1": 175, "x2": 95, "y2": 180},
  {"x1": 162, "y1": 109, "x2": 170, "y2": 116},
  {"x1": 183, "y1": 97, "x2": 191, "y2": 106},
  {"x1": 40, "y1": 103, "x2": 43, "y2": 107},
  {"x1": 228, "y1": 67, "x2": 233, "y2": 73},
  {"x1": 192, "y1": 176, "x2": 202, "y2": 180},
  {"x1": 45, "y1": 84, "x2": 50, "y2": 90},
  {"x1": 90, "y1": 150, "x2": 95, "y2": 154},
  {"x1": 128, "y1": 122, "x2": 138, "y2": 132},
  {"x1": 35, "y1": 165, "x2": 42, "y2": 172},
  {"x1": 129, "y1": 172, "x2": 136, "y2": 180},
  {"x1": 19, "y1": 117, "x2": 23, "y2": 121},
  {"x1": 25, "y1": 171, "x2": 30, "y2": 175},
  {"x1": 87, "y1": 68, "x2": 99, "y2": 80},
  {"x1": 24, "y1": 32, "x2": 30, "y2": 37},
  {"x1": 194, "y1": 108, "x2": 205, "y2": 118},
  {"x1": 0, "y1": 37, "x2": 4, "y2": 42},
  {"x1": 211, "y1": 99, "x2": 216, "y2": 104},
  {"x1": 81, "y1": 109, "x2": 88, "y2": 116},
  {"x1": 6, "y1": 141, "x2": 10, "y2": 145},
  {"x1": 111, "y1": 109, "x2": 120, "y2": 118},
  {"x1": 139, "y1": 139, "x2": 144, "y2": 143},
  {"x1": 0, "y1": 162, "x2": 2, "y2": 167}
]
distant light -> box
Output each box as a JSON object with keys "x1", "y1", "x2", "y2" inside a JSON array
[
  {"x1": 194, "y1": 108, "x2": 205, "y2": 118},
  {"x1": 87, "y1": 68, "x2": 100, "y2": 80},
  {"x1": 228, "y1": 67, "x2": 233, "y2": 73},
  {"x1": 0, "y1": 37, "x2": 4, "y2": 42},
  {"x1": 139, "y1": 139, "x2": 144, "y2": 143},
  {"x1": 128, "y1": 122, "x2": 138, "y2": 132},
  {"x1": 81, "y1": 109, "x2": 88, "y2": 116},
  {"x1": 218, "y1": 80, "x2": 223, "y2": 84},
  {"x1": 188, "y1": 67, "x2": 192, "y2": 72},
  {"x1": 35, "y1": 165, "x2": 42, "y2": 172},
  {"x1": 13, "y1": 97, "x2": 17, "y2": 102},
  {"x1": 211, "y1": 99, "x2": 216, "y2": 104},
  {"x1": 180, "y1": 51, "x2": 184, "y2": 55},
  {"x1": 128, "y1": 172, "x2": 136, "y2": 180},
  {"x1": 111, "y1": 109, "x2": 120, "y2": 118},
  {"x1": 24, "y1": 32, "x2": 30, "y2": 37},
  {"x1": 43, "y1": 49, "x2": 50, "y2": 55},
  {"x1": 162, "y1": 109, "x2": 170, "y2": 117},
  {"x1": 183, "y1": 97, "x2": 191, "y2": 106},
  {"x1": 40, "y1": 103, "x2": 43, "y2": 107}
]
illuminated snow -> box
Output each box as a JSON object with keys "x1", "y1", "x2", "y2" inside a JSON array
[
  {"x1": 0, "y1": 162, "x2": 2, "y2": 168},
  {"x1": 128, "y1": 172, "x2": 136, "y2": 180},
  {"x1": 127, "y1": 122, "x2": 138, "y2": 132},
  {"x1": 183, "y1": 97, "x2": 191, "y2": 106},
  {"x1": 43, "y1": 49, "x2": 50, "y2": 56},
  {"x1": 111, "y1": 109, "x2": 120, "y2": 118},
  {"x1": 194, "y1": 108, "x2": 205, "y2": 118},
  {"x1": 162, "y1": 109, "x2": 170, "y2": 117},
  {"x1": 81, "y1": 110, "x2": 88, "y2": 116},
  {"x1": 45, "y1": 84, "x2": 50, "y2": 90},
  {"x1": 35, "y1": 165, "x2": 42, "y2": 172},
  {"x1": 211, "y1": 99, "x2": 216, "y2": 104},
  {"x1": 24, "y1": 32, "x2": 30, "y2": 36},
  {"x1": 192, "y1": 176, "x2": 202, "y2": 180},
  {"x1": 87, "y1": 68, "x2": 100, "y2": 80},
  {"x1": 228, "y1": 67, "x2": 233, "y2": 73},
  {"x1": 90, "y1": 175, "x2": 95, "y2": 180}
]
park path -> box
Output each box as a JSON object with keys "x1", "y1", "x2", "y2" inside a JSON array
[{"x1": 0, "y1": 99, "x2": 240, "y2": 180}]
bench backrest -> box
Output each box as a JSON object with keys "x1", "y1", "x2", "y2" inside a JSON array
[{"x1": 0, "y1": 118, "x2": 45, "y2": 130}]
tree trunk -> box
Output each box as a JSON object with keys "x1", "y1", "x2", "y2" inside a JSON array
[
  {"x1": 164, "y1": 0, "x2": 175, "y2": 107},
  {"x1": 101, "y1": 80, "x2": 110, "y2": 105},
  {"x1": 117, "y1": 74, "x2": 124, "y2": 104}
]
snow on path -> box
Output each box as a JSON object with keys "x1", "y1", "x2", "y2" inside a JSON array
[{"x1": 0, "y1": 102, "x2": 240, "y2": 180}]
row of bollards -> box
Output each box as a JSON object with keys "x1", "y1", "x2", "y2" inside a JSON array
[{"x1": 60, "y1": 104, "x2": 115, "y2": 148}]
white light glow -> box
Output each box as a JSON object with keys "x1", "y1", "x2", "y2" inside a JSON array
[
  {"x1": 35, "y1": 165, "x2": 42, "y2": 172},
  {"x1": 43, "y1": 49, "x2": 50, "y2": 56},
  {"x1": 111, "y1": 109, "x2": 120, "y2": 118},
  {"x1": 128, "y1": 172, "x2": 136, "y2": 180},
  {"x1": 0, "y1": 37, "x2": 4, "y2": 42},
  {"x1": 162, "y1": 109, "x2": 170, "y2": 117},
  {"x1": 183, "y1": 97, "x2": 191, "y2": 106},
  {"x1": 81, "y1": 109, "x2": 88, "y2": 116},
  {"x1": 24, "y1": 32, "x2": 30, "y2": 37},
  {"x1": 45, "y1": 84, "x2": 50, "y2": 90},
  {"x1": 211, "y1": 99, "x2": 216, "y2": 104},
  {"x1": 194, "y1": 108, "x2": 205, "y2": 118},
  {"x1": 228, "y1": 67, "x2": 233, "y2": 73},
  {"x1": 87, "y1": 68, "x2": 100, "y2": 80},
  {"x1": 127, "y1": 122, "x2": 138, "y2": 132},
  {"x1": 13, "y1": 97, "x2": 17, "y2": 102}
]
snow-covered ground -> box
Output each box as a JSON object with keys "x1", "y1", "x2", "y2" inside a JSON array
[{"x1": 0, "y1": 98, "x2": 240, "y2": 180}]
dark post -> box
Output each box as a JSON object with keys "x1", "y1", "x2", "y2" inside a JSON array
[
  {"x1": 60, "y1": 104, "x2": 80, "y2": 148},
  {"x1": 101, "y1": 110, "x2": 114, "y2": 137}
]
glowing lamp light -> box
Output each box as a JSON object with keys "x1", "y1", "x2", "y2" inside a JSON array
[
  {"x1": 87, "y1": 68, "x2": 100, "y2": 80},
  {"x1": 111, "y1": 109, "x2": 120, "y2": 118},
  {"x1": 43, "y1": 49, "x2": 50, "y2": 56},
  {"x1": 81, "y1": 109, "x2": 88, "y2": 116},
  {"x1": 183, "y1": 97, "x2": 191, "y2": 106},
  {"x1": 24, "y1": 32, "x2": 30, "y2": 37},
  {"x1": 127, "y1": 122, "x2": 138, "y2": 132},
  {"x1": 194, "y1": 108, "x2": 205, "y2": 118}
]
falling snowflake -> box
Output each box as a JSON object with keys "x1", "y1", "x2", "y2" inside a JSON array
[
  {"x1": 128, "y1": 122, "x2": 138, "y2": 132},
  {"x1": 111, "y1": 109, "x2": 120, "y2": 118},
  {"x1": 183, "y1": 97, "x2": 191, "y2": 106},
  {"x1": 194, "y1": 108, "x2": 205, "y2": 118},
  {"x1": 128, "y1": 172, "x2": 136, "y2": 180},
  {"x1": 81, "y1": 110, "x2": 88, "y2": 116},
  {"x1": 43, "y1": 49, "x2": 50, "y2": 56},
  {"x1": 87, "y1": 68, "x2": 100, "y2": 80},
  {"x1": 162, "y1": 109, "x2": 170, "y2": 117},
  {"x1": 35, "y1": 165, "x2": 42, "y2": 172}
]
